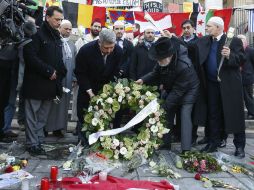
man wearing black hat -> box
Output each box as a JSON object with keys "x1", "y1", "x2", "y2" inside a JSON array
[{"x1": 136, "y1": 37, "x2": 200, "y2": 152}]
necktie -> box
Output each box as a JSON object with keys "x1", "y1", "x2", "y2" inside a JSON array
[{"x1": 103, "y1": 54, "x2": 107, "y2": 65}]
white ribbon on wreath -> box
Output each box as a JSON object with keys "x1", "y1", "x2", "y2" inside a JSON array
[{"x1": 89, "y1": 98, "x2": 159, "y2": 145}]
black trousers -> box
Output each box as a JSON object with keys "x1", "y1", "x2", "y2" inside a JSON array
[
  {"x1": 0, "y1": 67, "x2": 11, "y2": 138},
  {"x1": 207, "y1": 80, "x2": 245, "y2": 148},
  {"x1": 243, "y1": 84, "x2": 254, "y2": 116},
  {"x1": 77, "y1": 92, "x2": 90, "y2": 144}
]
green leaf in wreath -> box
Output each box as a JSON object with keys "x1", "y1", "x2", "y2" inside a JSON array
[
  {"x1": 122, "y1": 78, "x2": 129, "y2": 87},
  {"x1": 112, "y1": 100, "x2": 120, "y2": 112},
  {"x1": 84, "y1": 113, "x2": 93, "y2": 123},
  {"x1": 101, "y1": 149, "x2": 114, "y2": 159},
  {"x1": 103, "y1": 84, "x2": 113, "y2": 93}
]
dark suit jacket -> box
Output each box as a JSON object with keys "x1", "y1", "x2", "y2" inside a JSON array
[
  {"x1": 75, "y1": 40, "x2": 123, "y2": 102},
  {"x1": 119, "y1": 39, "x2": 134, "y2": 78},
  {"x1": 242, "y1": 46, "x2": 254, "y2": 85},
  {"x1": 129, "y1": 42, "x2": 157, "y2": 80}
]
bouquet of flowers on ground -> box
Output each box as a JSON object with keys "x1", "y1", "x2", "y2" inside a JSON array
[
  {"x1": 181, "y1": 151, "x2": 221, "y2": 173},
  {"x1": 149, "y1": 155, "x2": 181, "y2": 179},
  {"x1": 194, "y1": 173, "x2": 241, "y2": 190}
]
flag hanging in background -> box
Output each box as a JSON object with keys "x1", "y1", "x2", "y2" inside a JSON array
[
  {"x1": 170, "y1": 12, "x2": 190, "y2": 36},
  {"x1": 134, "y1": 12, "x2": 172, "y2": 33},
  {"x1": 195, "y1": 8, "x2": 233, "y2": 37},
  {"x1": 62, "y1": 1, "x2": 106, "y2": 28},
  {"x1": 109, "y1": 10, "x2": 135, "y2": 24},
  {"x1": 248, "y1": 9, "x2": 254, "y2": 32}
]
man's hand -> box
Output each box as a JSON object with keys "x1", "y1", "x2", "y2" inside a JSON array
[
  {"x1": 87, "y1": 89, "x2": 95, "y2": 98},
  {"x1": 221, "y1": 46, "x2": 230, "y2": 59},
  {"x1": 50, "y1": 71, "x2": 57, "y2": 80},
  {"x1": 135, "y1": 79, "x2": 143, "y2": 85},
  {"x1": 161, "y1": 30, "x2": 173, "y2": 38}
]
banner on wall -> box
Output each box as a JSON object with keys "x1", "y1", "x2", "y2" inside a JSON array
[
  {"x1": 92, "y1": 0, "x2": 140, "y2": 7},
  {"x1": 143, "y1": 0, "x2": 163, "y2": 12},
  {"x1": 183, "y1": 2, "x2": 193, "y2": 13}
]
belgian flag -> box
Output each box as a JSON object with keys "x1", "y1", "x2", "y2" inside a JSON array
[{"x1": 62, "y1": 1, "x2": 106, "y2": 28}]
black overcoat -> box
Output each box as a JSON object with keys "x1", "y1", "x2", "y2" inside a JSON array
[
  {"x1": 196, "y1": 34, "x2": 246, "y2": 134},
  {"x1": 23, "y1": 21, "x2": 66, "y2": 100}
]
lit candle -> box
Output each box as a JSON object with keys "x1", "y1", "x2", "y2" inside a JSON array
[
  {"x1": 50, "y1": 166, "x2": 58, "y2": 182},
  {"x1": 99, "y1": 171, "x2": 107, "y2": 181},
  {"x1": 41, "y1": 177, "x2": 50, "y2": 190}
]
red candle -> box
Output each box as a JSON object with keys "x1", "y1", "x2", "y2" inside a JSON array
[
  {"x1": 41, "y1": 177, "x2": 49, "y2": 190},
  {"x1": 50, "y1": 166, "x2": 58, "y2": 182}
]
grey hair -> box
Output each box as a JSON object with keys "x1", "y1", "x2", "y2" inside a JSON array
[{"x1": 99, "y1": 29, "x2": 116, "y2": 44}]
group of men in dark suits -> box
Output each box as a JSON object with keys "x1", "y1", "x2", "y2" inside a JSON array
[{"x1": 73, "y1": 16, "x2": 248, "y2": 158}]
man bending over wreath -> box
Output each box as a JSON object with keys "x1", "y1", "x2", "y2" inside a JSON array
[
  {"x1": 75, "y1": 29, "x2": 123, "y2": 145},
  {"x1": 136, "y1": 37, "x2": 200, "y2": 153}
]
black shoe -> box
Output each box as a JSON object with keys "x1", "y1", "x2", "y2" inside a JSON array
[
  {"x1": 219, "y1": 139, "x2": 227, "y2": 148},
  {"x1": 197, "y1": 137, "x2": 209, "y2": 145},
  {"x1": 0, "y1": 137, "x2": 13, "y2": 143},
  {"x1": 191, "y1": 137, "x2": 197, "y2": 146},
  {"x1": 26, "y1": 146, "x2": 46, "y2": 156},
  {"x1": 246, "y1": 115, "x2": 254, "y2": 120},
  {"x1": 234, "y1": 147, "x2": 245, "y2": 158},
  {"x1": 53, "y1": 130, "x2": 64, "y2": 138},
  {"x1": 201, "y1": 144, "x2": 217, "y2": 153},
  {"x1": 4, "y1": 131, "x2": 18, "y2": 138}
]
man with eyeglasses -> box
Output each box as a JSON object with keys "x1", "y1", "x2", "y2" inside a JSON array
[
  {"x1": 75, "y1": 29, "x2": 123, "y2": 145},
  {"x1": 22, "y1": 6, "x2": 67, "y2": 155}
]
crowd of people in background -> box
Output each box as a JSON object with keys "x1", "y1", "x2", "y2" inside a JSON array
[{"x1": 0, "y1": 5, "x2": 253, "y2": 159}]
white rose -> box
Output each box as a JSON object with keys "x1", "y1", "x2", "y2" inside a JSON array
[
  {"x1": 146, "y1": 91, "x2": 152, "y2": 97},
  {"x1": 154, "y1": 111, "x2": 160, "y2": 117},
  {"x1": 118, "y1": 96, "x2": 123, "y2": 102},
  {"x1": 88, "y1": 106, "x2": 93, "y2": 112},
  {"x1": 139, "y1": 100, "x2": 144, "y2": 105},
  {"x1": 149, "y1": 118, "x2": 156, "y2": 125},
  {"x1": 120, "y1": 147, "x2": 127, "y2": 155},
  {"x1": 157, "y1": 133, "x2": 163, "y2": 138},
  {"x1": 108, "y1": 108, "x2": 113, "y2": 114},
  {"x1": 113, "y1": 154, "x2": 119, "y2": 159},
  {"x1": 106, "y1": 97, "x2": 113, "y2": 104},
  {"x1": 94, "y1": 105, "x2": 99, "y2": 111},
  {"x1": 96, "y1": 98, "x2": 103, "y2": 104},
  {"x1": 94, "y1": 112, "x2": 100, "y2": 118},
  {"x1": 99, "y1": 109, "x2": 105, "y2": 116},
  {"x1": 92, "y1": 118, "x2": 99, "y2": 126},
  {"x1": 113, "y1": 139, "x2": 120, "y2": 146},
  {"x1": 124, "y1": 87, "x2": 130, "y2": 93},
  {"x1": 151, "y1": 125, "x2": 158, "y2": 133}
]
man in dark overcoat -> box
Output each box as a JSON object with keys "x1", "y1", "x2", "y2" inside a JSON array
[
  {"x1": 136, "y1": 37, "x2": 200, "y2": 153},
  {"x1": 75, "y1": 29, "x2": 123, "y2": 144},
  {"x1": 23, "y1": 6, "x2": 66, "y2": 155},
  {"x1": 238, "y1": 34, "x2": 254, "y2": 119},
  {"x1": 113, "y1": 20, "x2": 134, "y2": 78},
  {"x1": 196, "y1": 17, "x2": 246, "y2": 158}
]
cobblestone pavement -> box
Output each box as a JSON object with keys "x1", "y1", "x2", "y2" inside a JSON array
[{"x1": 0, "y1": 130, "x2": 254, "y2": 190}]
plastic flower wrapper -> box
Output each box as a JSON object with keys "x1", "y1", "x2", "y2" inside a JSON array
[
  {"x1": 149, "y1": 155, "x2": 181, "y2": 179},
  {"x1": 169, "y1": 152, "x2": 183, "y2": 169},
  {"x1": 214, "y1": 152, "x2": 254, "y2": 178},
  {"x1": 123, "y1": 153, "x2": 147, "y2": 173},
  {"x1": 194, "y1": 173, "x2": 241, "y2": 190}
]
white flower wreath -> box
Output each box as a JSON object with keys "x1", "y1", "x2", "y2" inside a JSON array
[{"x1": 83, "y1": 79, "x2": 169, "y2": 160}]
